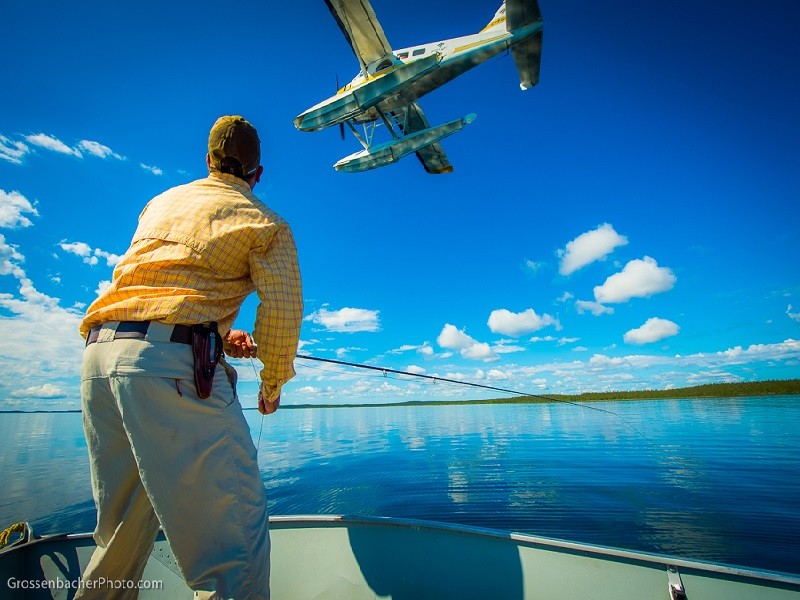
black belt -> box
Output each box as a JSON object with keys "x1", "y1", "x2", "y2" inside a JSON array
[{"x1": 86, "y1": 321, "x2": 193, "y2": 346}]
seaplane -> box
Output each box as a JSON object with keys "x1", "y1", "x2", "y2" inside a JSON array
[{"x1": 294, "y1": 0, "x2": 543, "y2": 174}]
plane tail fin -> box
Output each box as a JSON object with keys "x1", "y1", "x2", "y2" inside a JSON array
[{"x1": 481, "y1": 4, "x2": 508, "y2": 33}]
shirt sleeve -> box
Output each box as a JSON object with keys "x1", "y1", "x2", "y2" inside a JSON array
[{"x1": 249, "y1": 224, "x2": 303, "y2": 399}]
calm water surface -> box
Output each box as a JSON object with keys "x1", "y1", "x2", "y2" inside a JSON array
[{"x1": 1, "y1": 396, "x2": 798, "y2": 575}]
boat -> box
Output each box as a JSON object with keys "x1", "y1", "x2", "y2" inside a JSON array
[{"x1": 2, "y1": 514, "x2": 799, "y2": 599}]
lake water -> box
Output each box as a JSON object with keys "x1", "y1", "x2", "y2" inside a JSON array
[{"x1": 1, "y1": 396, "x2": 799, "y2": 576}]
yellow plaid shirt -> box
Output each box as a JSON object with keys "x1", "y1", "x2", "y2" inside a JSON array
[{"x1": 80, "y1": 172, "x2": 303, "y2": 396}]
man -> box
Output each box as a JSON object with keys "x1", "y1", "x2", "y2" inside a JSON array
[{"x1": 76, "y1": 115, "x2": 303, "y2": 599}]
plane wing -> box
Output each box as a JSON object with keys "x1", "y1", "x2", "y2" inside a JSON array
[
  {"x1": 395, "y1": 101, "x2": 454, "y2": 174},
  {"x1": 324, "y1": 0, "x2": 393, "y2": 74}
]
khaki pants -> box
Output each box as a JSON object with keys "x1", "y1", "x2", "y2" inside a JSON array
[{"x1": 77, "y1": 321, "x2": 269, "y2": 599}]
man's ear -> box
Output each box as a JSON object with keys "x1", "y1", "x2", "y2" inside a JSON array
[{"x1": 206, "y1": 153, "x2": 212, "y2": 170}]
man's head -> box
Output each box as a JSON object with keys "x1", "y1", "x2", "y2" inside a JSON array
[{"x1": 207, "y1": 115, "x2": 263, "y2": 187}]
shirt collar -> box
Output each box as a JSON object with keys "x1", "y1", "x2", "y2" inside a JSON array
[{"x1": 209, "y1": 171, "x2": 252, "y2": 194}]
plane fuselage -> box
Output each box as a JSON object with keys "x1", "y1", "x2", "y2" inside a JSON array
[{"x1": 294, "y1": 22, "x2": 541, "y2": 132}]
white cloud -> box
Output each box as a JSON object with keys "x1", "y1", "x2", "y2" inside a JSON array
[
  {"x1": 437, "y1": 323, "x2": 477, "y2": 350},
  {"x1": 304, "y1": 307, "x2": 380, "y2": 332},
  {"x1": 95, "y1": 280, "x2": 112, "y2": 296},
  {"x1": 492, "y1": 342, "x2": 525, "y2": 354},
  {"x1": 443, "y1": 371, "x2": 471, "y2": 382},
  {"x1": 524, "y1": 259, "x2": 545, "y2": 275},
  {"x1": 406, "y1": 365, "x2": 426, "y2": 375},
  {"x1": 788, "y1": 305, "x2": 800, "y2": 323},
  {"x1": 593, "y1": 256, "x2": 676, "y2": 304},
  {"x1": 59, "y1": 240, "x2": 123, "y2": 267},
  {"x1": 710, "y1": 339, "x2": 799, "y2": 364},
  {"x1": 687, "y1": 371, "x2": 741, "y2": 383},
  {"x1": 0, "y1": 234, "x2": 26, "y2": 279},
  {"x1": 624, "y1": 317, "x2": 680, "y2": 345},
  {"x1": 530, "y1": 336, "x2": 556, "y2": 342},
  {"x1": 557, "y1": 292, "x2": 574, "y2": 303},
  {"x1": 436, "y1": 324, "x2": 499, "y2": 362},
  {"x1": 9, "y1": 383, "x2": 68, "y2": 399},
  {"x1": 589, "y1": 354, "x2": 626, "y2": 368},
  {"x1": 95, "y1": 249, "x2": 122, "y2": 266},
  {"x1": 487, "y1": 308, "x2": 559, "y2": 337},
  {"x1": 487, "y1": 369, "x2": 510, "y2": 380},
  {"x1": 4, "y1": 133, "x2": 126, "y2": 164},
  {"x1": 575, "y1": 299, "x2": 614, "y2": 316},
  {"x1": 389, "y1": 342, "x2": 434, "y2": 356},
  {"x1": 140, "y1": 163, "x2": 163, "y2": 175},
  {"x1": 25, "y1": 133, "x2": 82, "y2": 157},
  {"x1": 297, "y1": 386, "x2": 322, "y2": 394},
  {"x1": 558, "y1": 223, "x2": 628, "y2": 275},
  {"x1": 78, "y1": 140, "x2": 124, "y2": 160},
  {"x1": 297, "y1": 339, "x2": 319, "y2": 352},
  {"x1": 391, "y1": 344, "x2": 419, "y2": 353},
  {"x1": 462, "y1": 341, "x2": 497, "y2": 361},
  {"x1": 0, "y1": 135, "x2": 29, "y2": 164},
  {"x1": 0, "y1": 190, "x2": 39, "y2": 228},
  {"x1": 60, "y1": 241, "x2": 92, "y2": 259},
  {"x1": 0, "y1": 243, "x2": 85, "y2": 408}
]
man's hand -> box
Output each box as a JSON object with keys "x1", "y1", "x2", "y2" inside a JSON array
[
  {"x1": 223, "y1": 330, "x2": 257, "y2": 359},
  {"x1": 258, "y1": 388, "x2": 280, "y2": 415}
]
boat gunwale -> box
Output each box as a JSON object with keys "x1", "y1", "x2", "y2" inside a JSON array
[
  {"x1": 270, "y1": 515, "x2": 800, "y2": 586},
  {"x1": 4, "y1": 514, "x2": 800, "y2": 588}
]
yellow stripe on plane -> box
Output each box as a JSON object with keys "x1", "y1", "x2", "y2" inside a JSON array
[
  {"x1": 335, "y1": 55, "x2": 437, "y2": 95},
  {"x1": 454, "y1": 34, "x2": 508, "y2": 54},
  {"x1": 480, "y1": 16, "x2": 507, "y2": 33}
]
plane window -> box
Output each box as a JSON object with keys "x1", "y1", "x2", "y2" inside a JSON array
[
  {"x1": 397, "y1": 52, "x2": 408, "y2": 59},
  {"x1": 412, "y1": 48, "x2": 425, "y2": 56}
]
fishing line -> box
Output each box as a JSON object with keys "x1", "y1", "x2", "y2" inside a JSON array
[
  {"x1": 295, "y1": 354, "x2": 657, "y2": 445},
  {"x1": 249, "y1": 356, "x2": 265, "y2": 452}
]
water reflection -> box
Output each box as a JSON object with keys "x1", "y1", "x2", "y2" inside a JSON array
[
  {"x1": 0, "y1": 412, "x2": 92, "y2": 533},
  {"x1": 1, "y1": 396, "x2": 798, "y2": 575}
]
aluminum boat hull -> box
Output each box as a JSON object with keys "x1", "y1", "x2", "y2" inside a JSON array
[{"x1": 2, "y1": 515, "x2": 798, "y2": 599}]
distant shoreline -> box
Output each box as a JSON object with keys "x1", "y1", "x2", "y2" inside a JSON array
[
  {"x1": 2, "y1": 379, "x2": 798, "y2": 413},
  {"x1": 284, "y1": 379, "x2": 800, "y2": 409}
]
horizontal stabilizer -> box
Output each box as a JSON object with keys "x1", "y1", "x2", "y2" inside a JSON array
[{"x1": 511, "y1": 31, "x2": 543, "y2": 90}]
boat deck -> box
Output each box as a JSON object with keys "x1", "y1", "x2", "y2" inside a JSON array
[{"x1": 2, "y1": 515, "x2": 799, "y2": 599}]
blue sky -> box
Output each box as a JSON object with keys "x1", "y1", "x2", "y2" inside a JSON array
[{"x1": 1, "y1": 0, "x2": 798, "y2": 410}]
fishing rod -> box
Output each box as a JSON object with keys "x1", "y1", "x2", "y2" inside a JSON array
[
  {"x1": 6, "y1": 353, "x2": 653, "y2": 443},
  {"x1": 294, "y1": 353, "x2": 653, "y2": 441}
]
